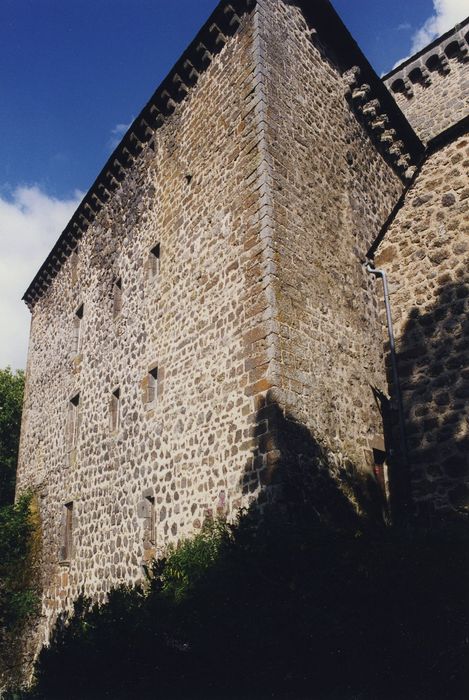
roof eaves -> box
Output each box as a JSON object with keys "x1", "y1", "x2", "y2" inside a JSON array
[{"x1": 23, "y1": 0, "x2": 254, "y2": 310}]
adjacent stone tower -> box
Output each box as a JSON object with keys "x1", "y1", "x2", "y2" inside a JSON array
[
  {"x1": 16, "y1": 0, "x2": 469, "y2": 647},
  {"x1": 376, "y1": 17, "x2": 469, "y2": 515}
]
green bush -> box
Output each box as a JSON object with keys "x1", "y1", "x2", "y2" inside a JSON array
[
  {"x1": 0, "y1": 367, "x2": 25, "y2": 507},
  {"x1": 13, "y1": 510, "x2": 469, "y2": 700},
  {"x1": 0, "y1": 493, "x2": 41, "y2": 685},
  {"x1": 160, "y1": 518, "x2": 231, "y2": 601}
]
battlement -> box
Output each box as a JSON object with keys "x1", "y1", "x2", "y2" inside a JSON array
[{"x1": 384, "y1": 16, "x2": 469, "y2": 143}]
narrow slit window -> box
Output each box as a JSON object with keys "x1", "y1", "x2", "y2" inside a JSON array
[
  {"x1": 73, "y1": 304, "x2": 84, "y2": 355},
  {"x1": 68, "y1": 393, "x2": 80, "y2": 450},
  {"x1": 63, "y1": 502, "x2": 74, "y2": 561},
  {"x1": 110, "y1": 387, "x2": 121, "y2": 433},
  {"x1": 145, "y1": 496, "x2": 156, "y2": 548},
  {"x1": 71, "y1": 249, "x2": 79, "y2": 284},
  {"x1": 148, "y1": 244, "x2": 160, "y2": 281},
  {"x1": 113, "y1": 278, "x2": 123, "y2": 318},
  {"x1": 147, "y1": 367, "x2": 158, "y2": 406}
]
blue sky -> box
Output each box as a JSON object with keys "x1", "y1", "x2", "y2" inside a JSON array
[{"x1": 1, "y1": 0, "x2": 468, "y2": 368}]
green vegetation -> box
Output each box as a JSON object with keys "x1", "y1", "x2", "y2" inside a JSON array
[
  {"x1": 0, "y1": 368, "x2": 40, "y2": 687},
  {"x1": 10, "y1": 512, "x2": 469, "y2": 700},
  {"x1": 0, "y1": 367, "x2": 25, "y2": 507},
  {"x1": 0, "y1": 494, "x2": 41, "y2": 685}
]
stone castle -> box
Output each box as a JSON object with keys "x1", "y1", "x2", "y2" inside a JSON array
[{"x1": 17, "y1": 0, "x2": 469, "y2": 642}]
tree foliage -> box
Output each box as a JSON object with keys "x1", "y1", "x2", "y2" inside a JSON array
[
  {"x1": 0, "y1": 493, "x2": 41, "y2": 686},
  {"x1": 11, "y1": 513, "x2": 469, "y2": 700},
  {"x1": 0, "y1": 367, "x2": 25, "y2": 506}
]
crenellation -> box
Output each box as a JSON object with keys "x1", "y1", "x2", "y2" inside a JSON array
[{"x1": 385, "y1": 16, "x2": 469, "y2": 143}]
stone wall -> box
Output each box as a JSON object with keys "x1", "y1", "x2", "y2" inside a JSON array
[
  {"x1": 247, "y1": 0, "x2": 405, "y2": 501},
  {"x1": 19, "y1": 0, "x2": 466, "y2": 654},
  {"x1": 385, "y1": 20, "x2": 469, "y2": 143},
  {"x1": 375, "y1": 131, "x2": 469, "y2": 516},
  {"x1": 17, "y1": 7, "x2": 279, "y2": 641}
]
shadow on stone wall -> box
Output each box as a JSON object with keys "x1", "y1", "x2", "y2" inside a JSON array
[
  {"x1": 242, "y1": 394, "x2": 389, "y2": 530},
  {"x1": 394, "y1": 278, "x2": 469, "y2": 517},
  {"x1": 9, "y1": 395, "x2": 469, "y2": 700}
]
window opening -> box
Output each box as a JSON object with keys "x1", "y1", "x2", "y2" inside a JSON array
[
  {"x1": 62, "y1": 502, "x2": 74, "y2": 561},
  {"x1": 113, "y1": 278, "x2": 123, "y2": 318},
  {"x1": 73, "y1": 303, "x2": 84, "y2": 354},
  {"x1": 110, "y1": 387, "x2": 121, "y2": 433},
  {"x1": 147, "y1": 367, "x2": 158, "y2": 405},
  {"x1": 148, "y1": 244, "x2": 160, "y2": 281},
  {"x1": 144, "y1": 495, "x2": 156, "y2": 551},
  {"x1": 68, "y1": 393, "x2": 80, "y2": 451}
]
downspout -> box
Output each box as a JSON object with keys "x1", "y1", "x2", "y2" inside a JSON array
[{"x1": 366, "y1": 262, "x2": 410, "y2": 513}]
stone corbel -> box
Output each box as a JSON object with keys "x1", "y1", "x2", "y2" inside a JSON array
[
  {"x1": 196, "y1": 41, "x2": 213, "y2": 67},
  {"x1": 419, "y1": 65, "x2": 431, "y2": 86},
  {"x1": 90, "y1": 192, "x2": 103, "y2": 210},
  {"x1": 120, "y1": 146, "x2": 134, "y2": 166},
  {"x1": 78, "y1": 212, "x2": 91, "y2": 229},
  {"x1": 405, "y1": 165, "x2": 417, "y2": 181},
  {"x1": 104, "y1": 171, "x2": 120, "y2": 191},
  {"x1": 457, "y1": 36, "x2": 468, "y2": 58},
  {"x1": 172, "y1": 72, "x2": 190, "y2": 98},
  {"x1": 182, "y1": 59, "x2": 200, "y2": 83},
  {"x1": 62, "y1": 240, "x2": 75, "y2": 255},
  {"x1": 352, "y1": 83, "x2": 371, "y2": 102},
  {"x1": 343, "y1": 65, "x2": 361, "y2": 88},
  {"x1": 379, "y1": 129, "x2": 396, "y2": 145},
  {"x1": 209, "y1": 22, "x2": 227, "y2": 47},
  {"x1": 370, "y1": 114, "x2": 389, "y2": 133},
  {"x1": 137, "y1": 119, "x2": 154, "y2": 142},
  {"x1": 112, "y1": 159, "x2": 126, "y2": 181},
  {"x1": 361, "y1": 99, "x2": 381, "y2": 120},
  {"x1": 83, "y1": 202, "x2": 96, "y2": 221},
  {"x1": 224, "y1": 4, "x2": 241, "y2": 29},
  {"x1": 49, "y1": 256, "x2": 60, "y2": 272},
  {"x1": 396, "y1": 153, "x2": 411, "y2": 170},
  {"x1": 160, "y1": 89, "x2": 177, "y2": 113},
  {"x1": 438, "y1": 52, "x2": 451, "y2": 72},
  {"x1": 128, "y1": 133, "x2": 144, "y2": 155},
  {"x1": 388, "y1": 140, "x2": 405, "y2": 161},
  {"x1": 146, "y1": 105, "x2": 164, "y2": 129},
  {"x1": 71, "y1": 222, "x2": 84, "y2": 242}
]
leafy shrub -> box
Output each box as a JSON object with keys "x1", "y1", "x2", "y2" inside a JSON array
[
  {"x1": 160, "y1": 518, "x2": 231, "y2": 600},
  {"x1": 0, "y1": 367, "x2": 25, "y2": 507},
  {"x1": 13, "y1": 510, "x2": 469, "y2": 700},
  {"x1": 0, "y1": 493, "x2": 41, "y2": 687}
]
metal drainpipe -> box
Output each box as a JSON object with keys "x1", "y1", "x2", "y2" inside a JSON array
[{"x1": 365, "y1": 262, "x2": 409, "y2": 478}]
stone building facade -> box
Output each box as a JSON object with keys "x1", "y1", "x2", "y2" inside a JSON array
[{"x1": 16, "y1": 0, "x2": 469, "y2": 644}]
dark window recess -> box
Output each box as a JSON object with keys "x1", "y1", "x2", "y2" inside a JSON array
[
  {"x1": 71, "y1": 250, "x2": 79, "y2": 284},
  {"x1": 110, "y1": 387, "x2": 121, "y2": 432},
  {"x1": 61, "y1": 502, "x2": 74, "y2": 561},
  {"x1": 73, "y1": 304, "x2": 84, "y2": 354},
  {"x1": 113, "y1": 278, "x2": 123, "y2": 318},
  {"x1": 147, "y1": 244, "x2": 160, "y2": 281},
  {"x1": 68, "y1": 393, "x2": 80, "y2": 450},
  {"x1": 147, "y1": 367, "x2": 158, "y2": 405},
  {"x1": 145, "y1": 496, "x2": 156, "y2": 548}
]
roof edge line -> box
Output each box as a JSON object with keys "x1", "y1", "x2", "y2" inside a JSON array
[
  {"x1": 23, "y1": 0, "x2": 255, "y2": 310},
  {"x1": 383, "y1": 15, "x2": 469, "y2": 80}
]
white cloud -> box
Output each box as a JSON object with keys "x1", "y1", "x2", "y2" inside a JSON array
[
  {"x1": 393, "y1": 0, "x2": 469, "y2": 69},
  {"x1": 0, "y1": 185, "x2": 83, "y2": 370},
  {"x1": 109, "y1": 121, "x2": 132, "y2": 150},
  {"x1": 411, "y1": 0, "x2": 469, "y2": 52}
]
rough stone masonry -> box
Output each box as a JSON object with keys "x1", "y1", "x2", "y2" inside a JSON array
[{"x1": 16, "y1": 0, "x2": 469, "y2": 647}]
